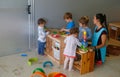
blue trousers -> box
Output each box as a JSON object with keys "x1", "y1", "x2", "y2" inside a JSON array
[{"x1": 38, "y1": 41, "x2": 46, "y2": 55}]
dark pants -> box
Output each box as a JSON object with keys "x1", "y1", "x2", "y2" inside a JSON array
[
  {"x1": 38, "y1": 41, "x2": 46, "y2": 55},
  {"x1": 95, "y1": 49, "x2": 101, "y2": 62}
]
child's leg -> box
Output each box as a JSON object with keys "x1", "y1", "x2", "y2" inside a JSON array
[
  {"x1": 38, "y1": 41, "x2": 42, "y2": 55},
  {"x1": 41, "y1": 42, "x2": 46, "y2": 55},
  {"x1": 68, "y1": 57, "x2": 74, "y2": 71},
  {"x1": 64, "y1": 56, "x2": 69, "y2": 70}
]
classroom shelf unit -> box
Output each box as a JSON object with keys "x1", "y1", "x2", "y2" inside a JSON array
[
  {"x1": 46, "y1": 34, "x2": 65, "y2": 64},
  {"x1": 74, "y1": 49, "x2": 95, "y2": 75},
  {"x1": 108, "y1": 22, "x2": 120, "y2": 41}
]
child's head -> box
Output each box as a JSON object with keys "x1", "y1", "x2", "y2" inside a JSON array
[
  {"x1": 79, "y1": 16, "x2": 89, "y2": 27},
  {"x1": 64, "y1": 12, "x2": 73, "y2": 22},
  {"x1": 37, "y1": 18, "x2": 46, "y2": 27},
  {"x1": 70, "y1": 27, "x2": 79, "y2": 37}
]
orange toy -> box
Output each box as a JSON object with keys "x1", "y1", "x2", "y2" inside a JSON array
[
  {"x1": 54, "y1": 73, "x2": 66, "y2": 77},
  {"x1": 31, "y1": 71, "x2": 47, "y2": 77},
  {"x1": 48, "y1": 72, "x2": 59, "y2": 77}
]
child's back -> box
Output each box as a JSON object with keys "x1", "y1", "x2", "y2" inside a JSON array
[{"x1": 78, "y1": 16, "x2": 92, "y2": 47}]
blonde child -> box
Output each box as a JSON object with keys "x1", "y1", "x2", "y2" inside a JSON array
[
  {"x1": 60, "y1": 12, "x2": 75, "y2": 34},
  {"x1": 37, "y1": 18, "x2": 49, "y2": 55},
  {"x1": 78, "y1": 16, "x2": 92, "y2": 47},
  {"x1": 63, "y1": 27, "x2": 82, "y2": 71}
]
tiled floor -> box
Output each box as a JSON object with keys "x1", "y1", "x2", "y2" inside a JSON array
[{"x1": 0, "y1": 51, "x2": 120, "y2": 77}]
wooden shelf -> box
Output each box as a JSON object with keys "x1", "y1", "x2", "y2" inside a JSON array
[
  {"x1": 74, "y1": 50, "x2": 95, "y2": 75},
  {"x1": 108, "y1": 22, "x2": 120, "y2": 41},
  {"x1": 108, "y1": 38, "x2": 120, "y2": 46},
  {"x1": 74, "y1": 64, "x2": 81, "y2": 70},
  {"x1": 46, "y1": 34, "x2": 65, "y2": 65}
]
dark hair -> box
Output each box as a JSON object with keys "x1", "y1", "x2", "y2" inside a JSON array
[
  {"x1": 79, "y1": 16, "x2": 89, "y2": 25},
  {"x1": 70, "y1": 27, "x2": 79, "y2": 34},
  {"x1": 96, "y1": 13, "x2": 109, "y2": 39},
  {"x1": 37, "y1": 18, "x2": 46, "y2": 25},
  {"x1": 64, "y1": 12, "x2": 72, "y2": 19}
]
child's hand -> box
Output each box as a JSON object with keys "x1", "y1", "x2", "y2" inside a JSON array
[
  {"x1": 46, "y1": 31, "x2": 50, "y2": 35},
  {"x1": 60, "y1": 28, "x2": 65, "y2": 32}
]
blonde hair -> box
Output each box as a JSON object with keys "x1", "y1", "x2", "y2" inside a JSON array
[{"x1": 79, "y1": 16, "x2": 89, "y2": 25}]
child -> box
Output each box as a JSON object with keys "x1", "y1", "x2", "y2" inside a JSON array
[
  {"x1": 78, "y1": 16, "x2": 92, "y2": 47},
  {"x1": 37, "y1": 18, "x2": 49, "y2": 55},
  {"x1": 63, "y1": 27, "x2": 82, "y2": 71},
  {"x1": 60, "y1": 12, "x2": 75, "y2": 34}
]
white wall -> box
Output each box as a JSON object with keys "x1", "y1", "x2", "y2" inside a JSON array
[{"x1": 0, "y1": 0, "x2": 29, "y2": 56}]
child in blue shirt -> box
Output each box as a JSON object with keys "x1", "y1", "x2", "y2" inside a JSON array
[
  {"x1": 37, "y1": 18, "x2": 49, "y2": 55},
  {"x1": 60, "y1": 12, "x2": 75, "y2": 34},
  {"x1": 78, "y1": 16, "x2": 92, "y2": 47}
]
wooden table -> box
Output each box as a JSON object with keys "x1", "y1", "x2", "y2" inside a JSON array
[{"x1": 74, "y1": 49, "x2": 95, "y2": 75}]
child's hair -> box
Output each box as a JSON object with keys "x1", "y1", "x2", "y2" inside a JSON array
[
  {"x1": 37, "y1": 18, "x2": 46, "y2": 25},
  {"x1": 95, "y1": 13, "x2": 109, "y2": 39},
  {"x1": 70, "y1": 27, "x2": 79, "y2": 34},
  {"x1": 79, "y1": 16, "x2": 89, "y2": 25},
  {"x1": 64, "y1": 12, "x2": 72, "y2": 19}
]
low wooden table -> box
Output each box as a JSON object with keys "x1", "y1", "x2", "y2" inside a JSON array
[{"x1": 74, "y1": 49, "x2": 95, "y2": 75}]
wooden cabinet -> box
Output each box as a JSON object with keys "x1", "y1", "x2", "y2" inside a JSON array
[
  {"x1": 74, "y1": 49, "x2": 95, "y2": 75},
  {"x1": 109, "y1": 22, "x2": 120, "y2": 40},
  {"x1": 46, "y1": 35, "x2": 65, "y2": 64},
  {"x1": 108, "y1": 22, "x2": 120, "y2": 46}
]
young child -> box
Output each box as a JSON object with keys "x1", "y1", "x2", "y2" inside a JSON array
[
  {"x1": 63, "y1": 27, "x2": 82, "y2": 71},
  {"x1": 78, "y1": 16, "x2": 92, "y2": 47},
  {"x1": 60, "y1": 12, "x2": 75, "y2": 34},
  {"x1": 37, "y1": 18, "x2": 49, "y2": 55}
]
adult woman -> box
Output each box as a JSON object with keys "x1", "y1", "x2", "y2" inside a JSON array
[{"x1": 92, "y1": 13, "x2": 108, "y2": 65}]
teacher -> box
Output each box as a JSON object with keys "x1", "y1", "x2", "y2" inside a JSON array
[{"x1": 92, "y1": 13, "x2": 108, "y2": 65}]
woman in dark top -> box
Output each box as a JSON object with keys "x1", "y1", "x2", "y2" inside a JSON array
[{"x1": 92, "y1": 13, "x2": 109, "y2": 65}]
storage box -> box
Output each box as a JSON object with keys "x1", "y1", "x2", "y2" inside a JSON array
[{"x1": 52, "y1": 46, "x2": 60, "y2": 60}]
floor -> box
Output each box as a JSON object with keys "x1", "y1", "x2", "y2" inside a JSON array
[{"x1": 0, "y1": 51, "x2": 120, "y2": 77}]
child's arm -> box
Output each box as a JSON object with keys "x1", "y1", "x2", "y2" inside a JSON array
[
  {"x1": 64, "y1": 37, "x2": 67, "y2": 44},
  {"x1": 76, "y1": 38, "x2": 82, "y2": 47},
  {"x1": 61, "y1": 28, "x2": 70, "y2": 32}
]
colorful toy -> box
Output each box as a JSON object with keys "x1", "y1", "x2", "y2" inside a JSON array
[
  {"x1": 31, "y1": 71, "x2": 47, "y2": 77},
  {"x1": 52, "y1": 34, "x2": 60, "y2": 38},
  {"x1": 48, "y1": 72, "x2": 59, "y2": 77},
  {"x1": 81, "y1": 31, "x2": 88, "y2": 47},
  {"x1": 43, "y1": 61, "x2": 53, "y2": 68},
  {"x1": 31, "y1": 68, "x2": 46, "y2": 77},
  {"x1": 54, "y1": 73, "x2": 66, "y2": 77},
  {"x1": 28, "y1": 57, "x2": 38, "y2": 66},
  {"x1": 21, "y1": 53, "x2": 28, "y2": 57},
  {"x1": 33, "y1": 68, "x2": 45, "y2": 74},
  {"x1": 78, "y1": 45, "x2": 88, "y2": 53}
]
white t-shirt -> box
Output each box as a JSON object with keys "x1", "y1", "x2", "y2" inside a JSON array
[
  {"x1": 38, "y1": 26, "x2": 49, "y2": 42},
  {"x1": 63, "y1": 35, "x2": 82, "y2": 57}
]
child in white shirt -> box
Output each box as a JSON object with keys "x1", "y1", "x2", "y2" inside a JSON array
[
  {"x1": 63, "y1": 27, "x2": 82, "y2": 71},
  {"x1": 38, "y1": 18, "x2": 49, "y2": 55}
]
